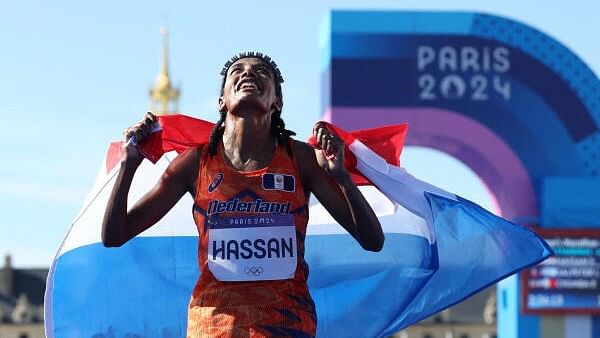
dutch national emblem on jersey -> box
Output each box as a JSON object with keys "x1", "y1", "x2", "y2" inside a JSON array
[
  {"x1": 262, "y1": 173, "x2": 295, "y2": 192},
  {"x1": 208, "y1": 173, "x2": 224, "y2": 193}
]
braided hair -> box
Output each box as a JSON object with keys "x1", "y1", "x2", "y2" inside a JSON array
[{"x1": 208, "y1": 52, "x2": 296, "y2": 155}]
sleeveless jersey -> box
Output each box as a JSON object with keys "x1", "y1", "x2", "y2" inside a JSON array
[{"x1": 187, "y1": 142, "x2": 317, "y2": 338}]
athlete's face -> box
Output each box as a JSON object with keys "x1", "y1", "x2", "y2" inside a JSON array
[{"x1": 219, "y1": 58, "x2": 281, "y2": 115}]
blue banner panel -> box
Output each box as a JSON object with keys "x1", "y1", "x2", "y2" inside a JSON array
[
  {"x1": 330, "y1": 34, "x2": 595, "y2": 142},
  {"x1": 541, "y1": 177, "x2": 600, "y2": 228}
]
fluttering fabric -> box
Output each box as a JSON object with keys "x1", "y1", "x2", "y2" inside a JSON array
[{"x1": 44, "y1": 114, "x2": 552, "y2": 337}]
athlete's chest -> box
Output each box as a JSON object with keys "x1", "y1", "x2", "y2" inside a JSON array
[{"x1": 197, "y1": 164, "x2": 303, "y2": 281}]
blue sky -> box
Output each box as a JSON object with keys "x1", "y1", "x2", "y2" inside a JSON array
[{"x1": 1, "y1": 0, "x2": 599, "y2": 267}]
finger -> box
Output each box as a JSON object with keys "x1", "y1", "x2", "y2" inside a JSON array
[
  {"x1": 321, "y1": 129, "x2": 334, "y2": 147},
  {"x1": 319, "y1": 130, "x2": 327, "y2": 148},
  {"x1": 316, "y1": 127, "x2": 326, "y2": 149},
  {"x1": 146, "y1": 111, "x2": 157, "y2": 122},
  {"x1": 124, "y1": 127, "x2": 136, "y2": 139},
  {"x1": 325, "y1": 139, "x2": 334, "y2": 157},
  {"x1": 334, "y1": 138, "x2": 344, "y2": 159},
  {"x1": 145, "y1": 111, "x2": 158, "y2": 125},
  {"x1": 321, "y1": 134, "x2": 332, "y2": 159},
  {"x1": 144, "y1": 115, "x2": 154, "y2": 125},
  {"x1": 312, "y1": 122, "x2": 326, "y2": 135},
  {"x1": 132, "y1": 123, "x2": 143, "y2": 136},
  {"x1": 312, "y1": 123, "x2": 320, "y2": 140},
  {"x1": 143, "y1": 119, "x2": 154, "y2": 132},
  {"x1": 122, "y1": 127, "x2": 137, "y2": 148},
  {"x1": 314, "y1": 122, "x2": 330, "y2": 136},
  {"x1": 135, "y1": 128, "x2": 143, "y2": 142},
  {"x1": 326, "y1": 137, "x2": 337, "y2": 154}
]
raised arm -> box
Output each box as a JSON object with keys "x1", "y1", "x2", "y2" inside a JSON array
[
  {"x1": 295, "y1": 123, "x2": 384, "y2": 252},
  {"x1": 101, "y1": 113, "x2": 200, "y2": 247}
]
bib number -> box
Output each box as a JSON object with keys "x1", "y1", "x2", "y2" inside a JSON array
[{"x1": 207, "y1": 214, "x2": 297, "y2": 281}]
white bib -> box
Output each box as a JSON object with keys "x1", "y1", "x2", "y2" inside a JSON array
[{"x1": 207, "y1": 214, "x2": 298, "y2": 281}]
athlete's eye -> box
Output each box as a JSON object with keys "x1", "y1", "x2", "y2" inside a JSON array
[
  {"x1": 229, "y1": 65, "x2": 243, "y2": 75},
  {"x1": 256, "y1": 67, "x2": 271, "y2": 76}
]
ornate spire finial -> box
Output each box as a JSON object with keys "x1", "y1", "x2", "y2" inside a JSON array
[
  {"x1": 149, "y1": 26, "x2": 180, "y2": 115},
  {"x1": 159, "y1": 26, "x2": 169, "y2": 78}
]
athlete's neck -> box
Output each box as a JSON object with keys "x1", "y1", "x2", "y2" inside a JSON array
[{"x1": 222, "y1": 113, "x2": 275, "y2": 170}]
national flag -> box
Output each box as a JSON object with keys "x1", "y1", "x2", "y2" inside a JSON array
[{"x1": 44, "y1": 114, "x2": 552, "y2": 337}]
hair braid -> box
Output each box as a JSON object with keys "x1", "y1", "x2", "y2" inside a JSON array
[
  {"x1": 208, "y1": 111, "x2": 226, "y2": 155},
  {"x1": 270, "y1": 110, "x2": 296, "y2": 155}
]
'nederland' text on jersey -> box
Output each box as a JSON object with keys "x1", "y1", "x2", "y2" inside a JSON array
[
  {"x1": 212, "y1": 237, "x2": 295, "y2": 260},
  {"x1": 207, "y1": 198, "x2": 291, "y2": 215}
]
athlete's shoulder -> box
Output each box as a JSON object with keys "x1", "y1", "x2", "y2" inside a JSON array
[
  {"x1": 173, "y1": 145, "x2": 204, "y2": 169},
  {"x1": 162, "y1": 145, "x2": 204, "y2": 193},
  {"x1": 289, "y1": 139, "x2": 320, "y2": 187},
  {"x1": 290, "y1": 139, "x2": 315, "y2": 159}
]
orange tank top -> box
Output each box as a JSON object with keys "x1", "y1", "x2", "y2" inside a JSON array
[{"x1": 187, "y1": 141, "x2": 316, "y2": 338}]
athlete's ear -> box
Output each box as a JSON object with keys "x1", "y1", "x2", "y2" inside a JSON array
[
  {"x1": 218, "y1": 97, "x2": 226, "y2": 112},
  {"x1": 271, "y1": 98, "x2": 283, "y2": 113}
]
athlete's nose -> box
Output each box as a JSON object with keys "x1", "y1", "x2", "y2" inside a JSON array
[{"x1": 240, "y1": 64, "x2": 257, "y2": 78}]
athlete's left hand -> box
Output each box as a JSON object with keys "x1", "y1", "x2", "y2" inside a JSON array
[{"x1": 313, "y1": 122, "x2": 348, "y2": 181}]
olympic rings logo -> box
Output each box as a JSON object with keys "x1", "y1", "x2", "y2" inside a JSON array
[{"x1": 244, "y1": 266, "x2": 264, "y2": 276}]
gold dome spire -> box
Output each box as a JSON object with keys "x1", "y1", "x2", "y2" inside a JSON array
[{"x1": 149, "y1": 26, "x2": 180, "y2": 115}]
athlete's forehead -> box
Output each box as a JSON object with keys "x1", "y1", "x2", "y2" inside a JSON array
[
  {"x1": 227, "y1": 58, "x2": 271, "y2": 72},
  {"x1": 220, "y1": 52, "x2": 284, "y2": 83}
]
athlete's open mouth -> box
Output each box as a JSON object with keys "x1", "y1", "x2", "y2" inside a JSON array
[{"x1": 237, "y1": 79, "x2": 261, "y2": 92}]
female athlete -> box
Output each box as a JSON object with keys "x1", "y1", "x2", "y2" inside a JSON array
[{"x1": 102, "y1": 52, "x2": 384, "y2": 337}]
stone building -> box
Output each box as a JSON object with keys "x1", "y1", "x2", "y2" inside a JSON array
[{"x1": 0, "y1": 255, "x2": 46, "y2": 338}]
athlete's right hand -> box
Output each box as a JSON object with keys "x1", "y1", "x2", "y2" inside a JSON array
[{"x1": 122, "y1": 112, "x2": 157, "y2": 165}]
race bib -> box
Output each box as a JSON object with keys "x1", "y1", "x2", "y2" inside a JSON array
[{"x1": 207, "y1": 214, "x2": 297, "y2": 281}]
